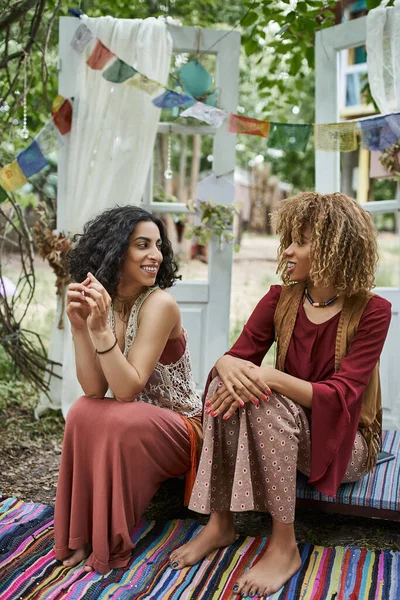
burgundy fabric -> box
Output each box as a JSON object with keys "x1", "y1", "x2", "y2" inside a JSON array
[
  {"x1": 159, "y1": 330, "x2": 186, "y2": 364},
  {"x1": 225, "y1": 285, "x2": 391, "y2": 496},
  {"x1": 54, "y1": 397, "x2": 191, "y2": 574}
]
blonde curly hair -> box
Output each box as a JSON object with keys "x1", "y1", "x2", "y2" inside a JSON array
[{"x1": 274, "y1": 192, "x2": 378, "y2": 296}]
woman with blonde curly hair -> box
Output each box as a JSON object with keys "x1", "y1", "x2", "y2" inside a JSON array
[{"x1": 169, "y1": 192, "x2": 392, "y2": 597}]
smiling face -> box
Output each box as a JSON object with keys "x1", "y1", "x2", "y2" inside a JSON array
[
  {"x1": 118, "y1": 220, "x2": 163, "y2": 294},
  {"x1": 283, "y1": 226, "x2": 311, "y2": 283}
]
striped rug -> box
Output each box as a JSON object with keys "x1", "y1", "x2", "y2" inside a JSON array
[
  {"x1": 1, "y1": 497, "x2": 399, "y2": 599},
  {"x1": 296, "y1": 430, "x2": 400, "y2": 512}
]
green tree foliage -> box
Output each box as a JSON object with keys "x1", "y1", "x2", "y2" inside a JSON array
[
  {"x1": 0, "y1": 0, "x2": 339, "y2": 192},
  {"x1": 239, "y1": 0, "x2": 336, "y2": 113}
]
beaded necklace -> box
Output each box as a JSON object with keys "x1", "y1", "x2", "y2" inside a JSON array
[{"x1": 304, "y1": 287, "x2": 339, "y2": 308}]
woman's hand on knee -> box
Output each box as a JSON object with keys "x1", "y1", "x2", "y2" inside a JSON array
[
  {"x1": 206, "y1": 383, "x2": 245, "y2": 419},
  {"x1": 214, "y1": 355, "x2": 271, "y2": 405}
]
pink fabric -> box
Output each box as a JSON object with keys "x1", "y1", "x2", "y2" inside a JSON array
[
  {"x1": 225, "y1": 285, "x2": 391, "y2": 495},
  {"x1": 54, "y1": 397, "x2": 191, "y2": 574},
  {"x1": 190, "y1": 378, "x2": 368, "y2": 521}
]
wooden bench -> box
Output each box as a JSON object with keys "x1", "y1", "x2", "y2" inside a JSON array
[{"x1": 296, "y1": 430, "x2": 400, "y2": 521}]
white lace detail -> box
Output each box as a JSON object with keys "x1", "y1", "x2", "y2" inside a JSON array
[{"x1": 107, "y1": 287, "x2": 202, "y2": 417}]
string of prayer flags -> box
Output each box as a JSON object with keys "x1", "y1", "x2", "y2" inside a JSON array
[
  {"x1": 17, "y1": 141, "x2": 48, "y2": 178},
  {"x1": 360, "y1": 114, "x2": 398, "y2": 151},
  {"x1": 267, "y1": 123, "x2": 312, "y2": 152},
  {"x1": 35, "y1": 120, "x2": 64, "y2": 156},
  {"x1": 86, "y1": 39, "x2": 115, "y2": 70},
  {"x1": 70, "y1": 23, "x2": 94, "y2": 53},
  {"x1": 228, "y1": 113, "x2": 270, "y2": 138},
  {"x1": 0, "y1": 97, "x2": 71, "y2": 196},
  {"x1": 0, "y1": 161, "x2": 27, "y2": 193},
  {"x1": 180, "y1": 102, "x2": 228, "y2": 127},
  {"x1": 124, "y1": 73, "x2": 164, "y2": 96},
  {"x1": 52, "y1": 99, "x2": 73, "y2": 135},
  {"x1": 385, "y1": 113, "x2": 400, "y2": 140},
  {"x1": 52, "y1": 95, "x2": 65, "y2": 114},
  {"x1": 103, "y1": 58, "x2": 137, "y2": 84},
  {"x1": 314, "y1": 122, "x2": 358, "y2": 152},
  {"x1": 152, "y1": 90, "x2": 194, "y2": 109}
]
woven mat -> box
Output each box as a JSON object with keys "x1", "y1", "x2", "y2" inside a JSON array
[{"x1": 0, "y1": 497, "x2": 399, "y2": 599}]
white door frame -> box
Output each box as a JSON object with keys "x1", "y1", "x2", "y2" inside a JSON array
[{"x1": 315, "y1": 15, "x2": 400, "y2": 429}]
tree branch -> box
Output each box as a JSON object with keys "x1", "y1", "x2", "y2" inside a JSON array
[{"x1": 0, "y1": 0, "x2": 36, "y2": 32}]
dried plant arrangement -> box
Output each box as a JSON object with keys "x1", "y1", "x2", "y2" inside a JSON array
[{"x1": 0, "y1": 193, "x2": 61, "y2": 394}]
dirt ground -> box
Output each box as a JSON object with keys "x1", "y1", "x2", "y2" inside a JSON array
[{"x1": 1, "y1": 235, "x2": 400, "y2": 552}]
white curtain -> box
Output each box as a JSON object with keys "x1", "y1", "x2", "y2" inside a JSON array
[
  {"x1": 36, "y1": 16, "x2": 172, "y2": 418},
  {"x1": 367, "y1": 0, "x2": 400, "y2": 115}
]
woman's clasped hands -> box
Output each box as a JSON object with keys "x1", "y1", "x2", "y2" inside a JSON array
[
  {"x1": 206, "y1": 355, "x2": 272, "y2": 420},
  {"x1": 66, "y1": 272, "x2": 111, "y2": 333}
]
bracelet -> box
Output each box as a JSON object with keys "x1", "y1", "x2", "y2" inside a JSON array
[{"x1": 95, "y1": 337, "x2": 118, "y2": 355}]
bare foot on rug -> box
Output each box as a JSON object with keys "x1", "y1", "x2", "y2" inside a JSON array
[
  {"x1": 84, "y1": 565, "x2": 94, "y2": 572},
  {"x1": 169, "y1": 512, "x2": 236, "y2": 569},
  {"x1": 232, "y1": 540, "x2": 301, "y2": 597},
  {"x1": 62, "y1": 544, "x2": 91, "y2": 568}
]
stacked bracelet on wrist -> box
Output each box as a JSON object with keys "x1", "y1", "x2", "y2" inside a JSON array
[{"x1": 95, "y1": 337, "x2": 118, "y2": 355}]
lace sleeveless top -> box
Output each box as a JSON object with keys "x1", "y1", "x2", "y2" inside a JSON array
[{"x1": 106, "y1": 287, "x2": 202, "y2": 418}]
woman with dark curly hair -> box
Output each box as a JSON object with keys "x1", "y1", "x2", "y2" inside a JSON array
[
  {"x1": 54, "y1": 205, "x2": 202, "y2": 574},
  {"x1": 169, "y1": 192, "x2": 392, "y2": 597}
]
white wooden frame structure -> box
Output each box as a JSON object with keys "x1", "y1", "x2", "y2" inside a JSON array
[
  {"x1": 58, "y1": 18, "x2": 241, "y2": 390},
  {"x1": 315, "y1": 16, "x2": 400, "y2": 429}
]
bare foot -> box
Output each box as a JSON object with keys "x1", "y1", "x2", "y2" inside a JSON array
[
  {"x1": 169, "y1": 512, "x2": 236, "y2": 569},
  {"x1": 84, "y1": 565, "x2": 94, "y2": 572},
  {"x1": 62, "y1": 544, "x2": 91, "y2": 568},
  {"x1": 233, "y1": 541, "x2": 301, "y2": 597}
]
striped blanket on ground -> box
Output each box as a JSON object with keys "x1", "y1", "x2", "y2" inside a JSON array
[
  {"x1": 296, "y1": 430, "x2": 400, "y2": 511},
  {"x1": 0, "y1": 497, "x2": 399, "y2": 599}
]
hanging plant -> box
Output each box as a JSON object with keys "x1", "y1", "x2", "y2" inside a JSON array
[
  {"x1": 185, "y1": 199, "x2": 239, "y2": 249},
  {"x1": 379, "y1": 142, "x2": 400, "y2": 179}
]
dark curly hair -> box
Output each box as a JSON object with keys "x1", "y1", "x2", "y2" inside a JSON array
[{"x1": 67, "y1": 205, "x2": 180, "y2": 296}]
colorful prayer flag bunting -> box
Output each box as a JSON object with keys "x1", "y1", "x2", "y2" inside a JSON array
[
  {"x1": 124, "y1": 73, "x2": 164, "y2": 96},
  {"x1": 267, "y1": 123, "x2": 312, "y2": 152},
  {"x1": 360, "y1": 115, "x2": 399, "y2": 151},
  {"x1": 52, "y1": 95, "x2": 65, "y2": 114},
  {"x1": 314, "y1": 122, "x2": 358, "y2": 152},
  {"x1": 102, "y1": 58, "x2": 137, "y2": 83},
  {"x1": 52, "y1": 99, "x2": 73, "y2": 135},
  {"x1": 152, "y1": 90, "x2": 194, "y2": 109},
  {"x1": 17, "y1": 140, "x2": 48, "y2": 178},
  {"x1": 385, "y1": 113, "x2": 400, "y2": 140},
  {"x1": 70, "y1": 23, "x2": 94, "y2": 54},
  {"x1": 228, "y1": 113, "x2": 270, "y2": 138},
  {"x1": 35, "y1": 120, "x2": 63, "y2": 156},
  {"x1": 180, "y1": 102, "x2": 228, "y2": 127},
  {"x1": 0, "y1": 161, "x2": 27, "y2": 192},
  {"x1": 86, "y1": 40, "x2": 115, "y2": 70}
]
